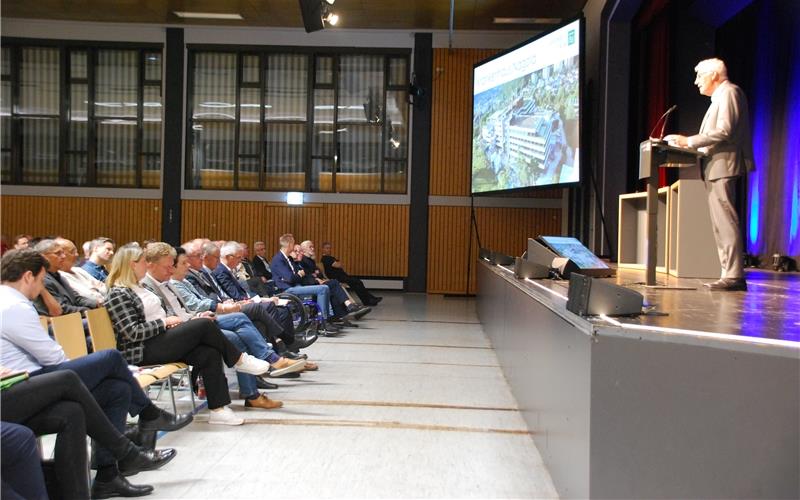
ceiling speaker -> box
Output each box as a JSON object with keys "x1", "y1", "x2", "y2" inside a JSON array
[{"x1": 299, "y1": 0, "x2": 325, "y2": 33}]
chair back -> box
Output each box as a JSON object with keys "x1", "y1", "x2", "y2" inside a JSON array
[
  {"x1": 39, "y1": 316, "x2": 50, "y2": 331},
  {"x1": 50, "y1": 312, "x2": 88, "y2": 360},
  {"x1": 84, "y1": 307, "x2": 118, "y2": 352}
]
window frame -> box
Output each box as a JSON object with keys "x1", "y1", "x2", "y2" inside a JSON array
[
  {"x1": 1, "y1": 37, "x2": 163, "y2": 188},
  {"x1": 185, "y1": 44, "x2": 411, "y2": 194}
]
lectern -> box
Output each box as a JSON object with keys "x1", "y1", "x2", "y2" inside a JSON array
[{"x1": 639, "y1": 140, "x2": 704, "y2": 285}]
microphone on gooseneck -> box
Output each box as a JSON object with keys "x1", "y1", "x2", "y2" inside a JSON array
[{"x1": 649, "y1": 104, "x2": 678, "y2": 141}]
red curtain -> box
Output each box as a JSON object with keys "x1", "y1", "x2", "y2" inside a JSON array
[{"x1": 636, "y1": 0, "x2": 672, "y2": 187}]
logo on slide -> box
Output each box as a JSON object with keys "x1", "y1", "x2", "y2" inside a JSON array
[{"x1": 568, "y1": 30, "x2": 575, "y2": 45}]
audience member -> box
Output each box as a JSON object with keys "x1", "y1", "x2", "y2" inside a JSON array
[
  {"x1": 297, "y1": 240, "x2": 371, "y2": 322},
  {"x1": 56, "y1": 237, "x2": 107, "y2": 303},
  {"x1": 105, "y1": 244, "x2": 273, "y2": 425},
  {"x1": 1, "y1": 421, "x2": 47, "y2": 500},
  {"x1": 82, "y1": 237, "x2": 115, "y2": 282},
  {"x1": 32, "y1": 239, "x2": 99, "y2": 316},
  {"x1": 141, "y1": 243, "x2": 305, "y2": 407},
  {"x1": 0, "y1": 249, "x2": 188, "y2": 498},
  {"x1": 320, "y1": 241, "x2": 382, "y2": 306},
  {"x1": 13, "y1": 234, "x2": 31, "y2": 250},
  {"x1": 1, "y1": 368, "x2": 180, "y2": 499},
  {"x1": 198, "y1": 241, "x2": 312, "y2": 353},
  {"x1": 271, "y1": 234, "x2": 339, "y2": 335},
  {"x1": 251, "y1": 240, "x2": 272, "y2": 280}
]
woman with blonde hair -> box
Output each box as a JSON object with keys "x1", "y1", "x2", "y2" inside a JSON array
[{"x1": 105, "y1": 243, "x2": 272, "y2": 425}]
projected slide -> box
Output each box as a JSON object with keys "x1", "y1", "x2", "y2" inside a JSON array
[{"x1": 472, "y1": 20, "x2": 581, "y2": 194}]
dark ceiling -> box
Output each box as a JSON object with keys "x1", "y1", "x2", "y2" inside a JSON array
[{"x1": 2, "y1": 0, "x2": 588, "y2": 31}]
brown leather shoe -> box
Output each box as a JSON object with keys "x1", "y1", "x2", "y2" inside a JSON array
[
  {"x1": 303, "y1": 361, "x2": 319, "y2": 371},
  {"x1": 244, "y1": 394, "x2": 283, "y2": 409}
]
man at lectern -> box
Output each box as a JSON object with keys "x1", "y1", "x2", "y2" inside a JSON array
[{"x1": 664, "y1": 58, "x2": 754, "y2": 291}]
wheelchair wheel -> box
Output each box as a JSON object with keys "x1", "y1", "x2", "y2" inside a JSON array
[{"x1": 276, "y1": 293, "x2": 310, "y2": 333}]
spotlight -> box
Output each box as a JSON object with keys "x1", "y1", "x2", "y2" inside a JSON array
[
  {"x1": 324, "y1": 12, "x2": 339, "y2": 26},
  {"x1": 772, "y1": 254, "x2": 797, "y2": 272},
  {"x1": 324, "y1": 0, "x2": 335, "y2": 4}
]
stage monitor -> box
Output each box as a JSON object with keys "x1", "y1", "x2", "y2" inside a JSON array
[
  {"x1": 538, "y1": 235, "x2": 613, "y2": 278},
  {"x1": 471, "y1": 17, "x2": 583, "y2": 195}
]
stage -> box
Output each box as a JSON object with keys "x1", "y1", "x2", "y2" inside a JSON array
[{"x1": 476, "y1": 260, "x2": 799, "y2": 499}]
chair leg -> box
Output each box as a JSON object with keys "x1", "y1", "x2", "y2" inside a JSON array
[{"x1": 166, "y1": 375, "x2": 178, "y2": 416}]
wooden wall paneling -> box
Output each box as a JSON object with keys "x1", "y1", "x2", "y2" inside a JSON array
[
  {"x1": 430, "y1": 48, "x2": 498, "y2": 197},
  {"x1": 1, "y1": 196, "x2": 161, "y2": 247},
  {"x1": 181, "y1": 201, "x2": 408, "y2": 278},
  {"x1": 426, "y1": 205, "x2": 562, "y2": 294}
]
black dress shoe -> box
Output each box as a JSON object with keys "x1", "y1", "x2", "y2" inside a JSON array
[
  {"x1": 139, "y1": 408, "x2": 193, "y2": 432},
  {"x1": 256, "y1": 377, "x2": 279, "y2": 390},
  {"x1": 119, "y1": 448, "x2": 177, "y2": 476},
  {"x1": 91, "y1": 475, "x2": 154, "y2": 499},
  {"x1": 268, "y1": 371, "x2": 301, "y2": 379},
  {"x1": 124, "y1": 426, "x2": 157, "y2": 451},
  {"x1": 283, "y1": 351, "x2": 307, "y2": 360},
  {"x1": 289, "y1": 333, "x2": 318, "y2": 350},
  {"x1": 352, "y1": 306, "x2": 372, "y2": 320}
]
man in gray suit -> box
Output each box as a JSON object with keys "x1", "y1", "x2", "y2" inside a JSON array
[{"x1": 666, "y1": 58, "x2": 754, "y2": 291}]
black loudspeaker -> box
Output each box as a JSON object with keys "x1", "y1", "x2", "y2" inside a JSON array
[
  {"x1": 566, "y1": 273, "x2": 644, "y2": 317},
  {"x1": 514, "y1": 257, "x2": 550, "y2": 279},
  {"x1": 299, "y1": 0, "x2": 324, "y2": 33}
]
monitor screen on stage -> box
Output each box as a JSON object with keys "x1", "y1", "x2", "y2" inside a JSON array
[
  {"x1": 471, "y1": 18, "x2": 582, "y2": 195},
  {"x1": 539, "y1": 236, "x2": 609, "y2": 271}
]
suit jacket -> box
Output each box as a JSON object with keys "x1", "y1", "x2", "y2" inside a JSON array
[
  {"x1": 688, "y1": 80, "x2": 755, "y2": 181},
  {"x1": 251, "y1": 255, "x2": 272, "y2": 279},
  {"x1": 212, "y1": 264, "x2": 252, "y2": 301},
  {"x1": 269, "y1": 251, "x2": 305, "y2": 291},
  {"x1": 105, "y1": 286, "x2": 166, "y2": 364},
  {"x1": 35, "y1": 271, "x2": 96, "y2": 316}
]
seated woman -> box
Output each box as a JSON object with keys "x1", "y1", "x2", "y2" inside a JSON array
[
  {"x1": 105, "y1": 244, "x2": 272, "y2": 426},
  {"x1": 1, "y1": 367, "x2": 176, "y2": 499}
]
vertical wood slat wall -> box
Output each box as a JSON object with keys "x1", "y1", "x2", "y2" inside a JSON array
[
  {"x1": 426, "y1": 48, "x2": 564, "y2": 293},
  {"x1": 427, "y1": 206, "x2": 562, "y2": 294},
  {"x1": 181, "y1": 200, "x2": 408, "y2": 277},
  {"x1": 430, "y1": 48, "x2": 498, "y2": 197},
  {"x1": 1, "y1": 195, "x2": 162, "y2": 247}
]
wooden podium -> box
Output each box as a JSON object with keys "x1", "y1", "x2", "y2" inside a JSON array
[{"x1": 638, "y1": 140, "x2": 704, "y2": 285}]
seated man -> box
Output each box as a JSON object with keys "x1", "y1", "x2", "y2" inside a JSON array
[
  {"x1": 251, "y1": 240, "x2": 272, "y2": 280},
  {"x1": 56, "y1": 237, "x2": 107, "y2": 304},
  {"x1": 2, "y1": 368, "x2": 181, "y2": 500},
  {"x1": 271, "y1": 234, "x2": 339, "y2": 335},
  {"x1": 297, "y1": 240, "x2": 370, "y2": 322},
  {"x1": 0, "y1": 249, "x2": 191, "y2": 499},
  {"x1": 13, "y1": 234, "x2": 31, "y2": 250},
  {"x1": 320, "y1": 241, "x2": 382, "y2": 306},
  {"x1": 1, "y1": 421, "x2": 46, "y2": 500},
  {"x1": 192, "y1": 241, "x2": 314, "y2": 354},
  {"x1": 32, "y1": 239, "x2": 99, "y2": 316},
  {"x1": 82, "y1": 237, "x2": 115, "y2": 282},
  {"x1": 140, "y1": 243, "x2": 306, "y2": 407}
]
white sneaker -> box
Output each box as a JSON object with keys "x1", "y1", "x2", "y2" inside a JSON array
[
  {"x1": 208, "y1": 406, "x2": 244, "y2": 426},
  {"x1": 235, "y1": 353, "x2": 271, "y2": 375}
]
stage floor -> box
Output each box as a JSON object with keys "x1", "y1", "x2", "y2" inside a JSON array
[{"x1": 506, "y1": 267, "x2": 800, "y2": 344}]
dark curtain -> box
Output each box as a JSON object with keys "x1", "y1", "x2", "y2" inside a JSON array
[
  {"x1": 717, "y1": 0, "x2": 800, "y2": 259},
  {"x1": 634, "y1": 0, "x2": 673, "y2": 188}
]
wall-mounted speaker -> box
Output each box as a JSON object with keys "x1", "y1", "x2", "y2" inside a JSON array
[
  {"x1": 299, "y1": 0, "x2": 325, "y2": 33},
  {"x1": 566, "y1": 273, "x2": 644, "y2": 317}
]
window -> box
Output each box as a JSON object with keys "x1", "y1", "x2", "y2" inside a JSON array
[
  {"x1": 187, "y1": 48, "x2": 410, "y2": 193},
  {"x1": 1, "y1": 40, "x2": 163, "y2": 188}
]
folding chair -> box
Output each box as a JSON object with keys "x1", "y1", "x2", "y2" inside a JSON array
[
  {"x1": 84, "y1": 307, "x2": 195, "y2": 414},
  {"x1": 50, "y1": 312, "x2": 88, "y2": 360}
]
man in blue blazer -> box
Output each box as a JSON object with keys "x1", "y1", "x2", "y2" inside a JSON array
[{"x1": 270, "y1": 234, "x2": 339, "y2": 335}]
